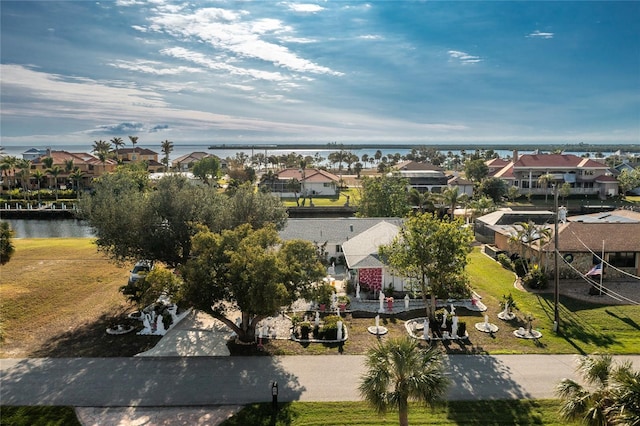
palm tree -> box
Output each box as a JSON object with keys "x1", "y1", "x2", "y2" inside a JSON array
[
  {"x1": 407, "y1": 188, "x2": 434, "y2": 213},
  {"x1": 439, "y1": 186, "x2": 468, "y2": 220},
  {"x1": 69, "y1": 168, "x2": 85, "y2": 200},
  {"x1": 128, "y1": 136, "x2": 139, "y2": 161},
  {"x1": 359, "y1": 337, "x2": 449, "y2": 426},
  {"x1": 110, "y1": 137, "x2": 125, "y2": 161},
  {"x1": 556, "y1": 354, "x2": 640, "y2": 426},
  {"x1": 161, "y1": 139, "x2": 174, "y2": 172},
  {"x1": 92, "y1": 139, "x2": 111, "y2": 155},
  {"x1": 537, "y1": 173, "x2": 555, "y2": 203},
  {"x1": 1, "y1": 156, "x2": 18, "y2": 193},
  {"x1": 31, "y1": 169, "x2": 45, "y2": 204},
  {"x1": 47, "y1": 165, "x2": 64, "y2": 201},
  {"x1": 16, "y1": 159, "x2": 32, "y2": 200},
  {"x1": 508, "y1": 221, "x2": 552, "y2": 273}
]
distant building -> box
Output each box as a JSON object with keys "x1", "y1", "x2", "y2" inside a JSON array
[
  {"x1": 492, "y1": 152, "x2": 618, "y2": 199},
  {"x1": 259, "y1": 168, "x2": 341, "y2": 197}
]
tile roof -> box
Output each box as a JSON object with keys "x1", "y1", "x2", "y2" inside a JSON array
[
  {"x1": 393, "y1": 160, "x2": 444, "y2": 172},
  {"x1": 514, "y1": 154, "x2": 608, "y2": 169},
  {"x1": 276, "y1": 168, "x2": 340, "y2": 183}
]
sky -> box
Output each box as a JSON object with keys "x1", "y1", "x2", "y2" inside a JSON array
[{"x1": 1, "y1": 0, "x2": 639, "y2": 148}]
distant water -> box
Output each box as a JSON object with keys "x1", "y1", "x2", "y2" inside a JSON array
[
  {"x1": 0, "y1": 143, "x2": 617, "y2": 164},
  {"x1": 4, "y1": 219, "x2": 94, "y2": 239}
]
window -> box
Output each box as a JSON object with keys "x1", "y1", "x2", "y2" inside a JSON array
[
  {"x1": 335, "y1": 245, "x2": 343, "y2": 253},
  {"x1": 609, "y1": 252, "x2": 636, "y2": 268}
]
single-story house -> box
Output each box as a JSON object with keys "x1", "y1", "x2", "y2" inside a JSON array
[
  {"x1": 341, "y1": 221, "x2": 412, "y2": 294},
  {"x1": 259, "y1": 168, "x2": 341, "y2": 197},
  {"x1": 278, "y1": 217, "x2": 404, "y2": 265}
]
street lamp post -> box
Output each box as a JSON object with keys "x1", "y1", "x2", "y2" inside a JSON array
[{"x1": 553, "y1": 184, "x2": 560, "y2": 332}]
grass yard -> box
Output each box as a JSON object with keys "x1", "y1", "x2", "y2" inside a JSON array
[
  {"x1": 221, "y1": 399, "x2": 576, "y2": 426},
  {"x1": 0, "y1": 239, "x2": 161, "y2": 358},
  {"x1": 464, "y1": 248, "x2": 640, "y2": 355},
  {"x1": 0, "y1": 406, "x2": 81, "y2": 426}
]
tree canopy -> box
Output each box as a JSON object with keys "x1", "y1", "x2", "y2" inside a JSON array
[
  {"x1": 179, "y1": 224, "x2": 325, "y2": 343},
  {"x1": 79, "y1": 170, "x2": 287, "y2": 268},
  {"x1": 357, "y1": 173, "x2": 411, "y2": 217},
  {"x1": 0, "y1": 221, "x2": 15, "y2": 265},
  {"x1": 379, "y1": 213, "x2": 473, "y2": 317}
]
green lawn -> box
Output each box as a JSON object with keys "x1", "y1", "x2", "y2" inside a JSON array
[
  {"x1": 0, "y1": 406, "x2": 81, "y2": 426},
  {"x1": 465, "y1": 248, "x2": 640, "y2": 355},
  {"x1": 281, "y1": 188, "x2": 357, "y2": 207},
  {"x1": 221, "y1": 399, "x2": 576, "y2": 426}
]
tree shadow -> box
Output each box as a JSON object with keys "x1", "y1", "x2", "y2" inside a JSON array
[
  {"x1": 536, "y1": 294, "x2": 618, "y2": 354},
  {"x1": 446, "y1": 399, "x2": 551, "y2": 425},
  {"x1": 1, "y1": 356, "x2": 305, "y2": 408},
  {"x1": 605, "y1": 308, "x2": 640, "y2": 330},
  {"x1": 30, "y1": 310, "x2": 161, "y2": 358},
  {"x1": 446, "y1": 353, "x2": 532, "y2": 404}
]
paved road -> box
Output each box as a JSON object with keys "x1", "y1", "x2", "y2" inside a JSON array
[{"x1": 2, "y1": 355, "x2": 639, "y2": 406}]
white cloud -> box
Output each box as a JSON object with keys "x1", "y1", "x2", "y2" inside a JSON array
[
  {"x1": 527, "y1": 30, "x2": 554, "y2": 39},
  {"x1": 160, "y1": 47, "x2": 289, "y2": 82},
  {"x1": 448, "y1": 50, "x2": 482, "y2": 64},
  {"x1": 286, "y1": 3, "x2": 325, "y2": 13},
  {"x1": 358, "y1": 34, "x2": 383, "y2": 40},
  {"x1": 146, "y1": 6, "x2": 343, "y2": 76},
  {"x1": 109, "y1": 59, "x2": 204, "y2": 75}
]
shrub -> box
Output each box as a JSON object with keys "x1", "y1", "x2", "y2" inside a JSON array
[
  {"x1": 314, "y1": 283, "x2": 335, "y2": 307},
  {"x1": 497, "y1": 253, "x2": 513, "y2": 270},
  {"x1": 299, "y1": 321, "x2": 312, "y2": 340},
  {"x1": 522, "y1": 264, "x2": 548, "y2": 289},
  {"x1": 321, "y1": 315, "x2": 342, "y2": 340},
  {"x1": 513, "y1": 258, "x2": 529, "y2": 277}
]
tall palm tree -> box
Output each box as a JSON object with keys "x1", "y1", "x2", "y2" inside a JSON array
[
  {"x1": 31, "y1": 169, "x2": 45, "y2": 204},
  {"x1": 110, "y1": 137, "x2": 125, "y2": 161},
  {"x1": 16, "y1": 159, "x2": 32, "y2": 200},
  {"x1": 439, "y1": 186, "x2": 468, "y2": 220},
  {"x1": 359, "y1": 337, "x2": 449, "y2": 426},
  {"x1": 1, "y1": 156, "x2": 18, "y2": 193},
  {"x1": 47, "y1": 165, "x2": 64, "y2": 201},
  {"x1": 128, "y1": 136, "x2": 139, "y2": 161},
  {"x1": 69, "y1": 168, "x2": 86, "y2": 200},
  {"x1": 537, "y1": 173, "x2": 555, "y2": 203},
  {"x1": 161, "y1": 139, "x2": 174, "y2": 172},
  {"x1": 556, "y1": 354, "x2": 640, "y2": 426},
  {"x1": 92, "y1": 139, "x2": 111, "y2": 155}
]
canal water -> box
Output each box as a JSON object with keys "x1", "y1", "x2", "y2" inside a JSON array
[{"x1": 4, "y1": 219, "x2": 94, "y2": 239}]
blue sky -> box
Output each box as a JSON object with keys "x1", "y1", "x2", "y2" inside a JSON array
[{"x1": 1, "y1": 0, "x2": 639, "y2": 147}]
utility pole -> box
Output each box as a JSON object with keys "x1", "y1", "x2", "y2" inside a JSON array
[{"x1": 553, "y1": 184, "x2": 560, "y2": 333}]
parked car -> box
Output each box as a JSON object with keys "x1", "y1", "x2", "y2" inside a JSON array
[{"x1": 129, "y1": 260, "x2": 153, "y2": 284}]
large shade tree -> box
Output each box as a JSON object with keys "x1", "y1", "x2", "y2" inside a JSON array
[
  {"x1": 379, "y1": 213, "x2": 473, "y2": 318},
  {"x1": 79, "y1": 170, "x2": 287, "y2": 268},
  {"x1": 357, "y1": 173, "x2": 411, "y2": 218},
  {"x1": 179, "y1": 224, "x2": 325, "y2": 343},
  {"x1": 359, "y1": 337, "x2": 450, "y2": 426}
]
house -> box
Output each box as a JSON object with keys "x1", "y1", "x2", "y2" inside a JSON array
[
  {"x1": 259, "y1": 168, "x2": 341, "y2": 197},
  {"x1": 485, "y1": 157, "x2": 510, "y2": 177},
  {"x1": 30, "y1": 150, "x2": 117, "y2": 189},
  {"x1": 116, "y1": 148, "x2": 164, "y2": 172},
  {"x1": 474, "y1": 209, "x2": 555, "y2": 245},
  {"x1": 485, "y1": 208, "x2": 640, "y2": 279},
  {"x1": 492, "y1": 152, "x2": 617, "y2": 199},
  {"x1": 278, "y1": 217, "x2": 404, "y2": 264},
  {"x1": 171, "y1": 152, "x2": 227, "y2": 172},
  {"x1": 447, "y1": 174, "x2": 474, "y2": 197},
  {"x1": 341, "y1": 221, "x2": 412, "y2": 294},
  {"x1": 392, "y1": 161, "x2": 448, "y2": 193}
]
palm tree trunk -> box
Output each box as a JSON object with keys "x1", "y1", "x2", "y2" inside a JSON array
[{"x1": 398, "y1": 401, "x2": 409, "y2": 426}]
